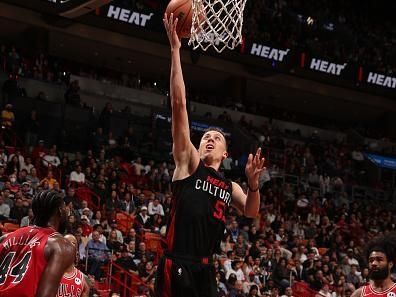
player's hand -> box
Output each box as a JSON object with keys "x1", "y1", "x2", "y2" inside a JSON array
[
  {"x1": 245, "y1": 148, "x2": 265, "y2": 190},
  {"x1": 163, "y1": 13, "x2": 181, "y2": 50}
]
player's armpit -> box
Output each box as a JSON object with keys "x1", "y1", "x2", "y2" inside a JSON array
[
  {"x1": 36, "y1": 237, "x2": 75, "y2": 297},
  {"x1": 230, "y1": 182, "x2": 246, "y2": 215},
  {"x1": 231, "y1": 182, "x2": 259, "y2": 218}
]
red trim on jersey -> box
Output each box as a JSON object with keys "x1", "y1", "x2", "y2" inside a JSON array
[
  {"x1": 166, "y1": 201, "x2": 177, "y2": 251},
  {"x1": 162, "y1": 259, "x2": 172, "y2": 297},
  {"x1": 63, "y1": 267, "x2": 78, "y2": 280},
  {"x1": 362, "y1": 282, "x2": 396, "y2": 296}
]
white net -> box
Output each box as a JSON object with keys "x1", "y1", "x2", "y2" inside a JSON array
[{"x1": 189, "y1": 0, "x2": 247, "y2": 53}]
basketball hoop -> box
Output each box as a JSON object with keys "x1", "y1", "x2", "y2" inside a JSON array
[{"x1": 189, "y1": 0, "x2": 247, "y2": 53}]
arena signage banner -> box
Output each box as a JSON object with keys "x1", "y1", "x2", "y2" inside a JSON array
[
  {"x1": 92, "y1": 3, "x2": 394, "y2": 93},
  {"x1": 366, "y1": 153, "x2": 396, "y2": 170},
  {"x1": 366, "y1": 72, "x2": 396, "y2": 89},
  {"x1": 308, "y1": 58, "x2": 347, "y2": 76},
  {"x1": 106, "y1": 5, "x2": 155, "y2": 27},
  {"x1": 249, "y1": 43, "x2": 290, "y2": 62}
]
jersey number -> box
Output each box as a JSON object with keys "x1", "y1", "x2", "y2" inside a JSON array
[
  {"x1": 0, "y1": 251, "x2": 32, "y2": 285},
  {"x1": 213, "y1": 200, "x2": 226, "y2": 222}
]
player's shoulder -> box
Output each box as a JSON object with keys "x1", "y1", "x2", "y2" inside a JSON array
[{"x1": 46, "y1": 234, "x2": 75, "y2": 255}]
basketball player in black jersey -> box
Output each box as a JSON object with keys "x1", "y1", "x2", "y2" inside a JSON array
[{"x1": 155, "y1": 14, "x2": 265, "y2": 297}]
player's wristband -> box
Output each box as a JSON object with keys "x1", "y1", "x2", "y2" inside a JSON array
[{"x1": 248, "y1": 184, "x2": 260, "y2": 192}]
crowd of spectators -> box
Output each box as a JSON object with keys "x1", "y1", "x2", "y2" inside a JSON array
[
  {"x1": 0, "y1": 24, "x2": 396, "y2": 296},
  {"x1": 0, "y1": 94, "x2": 395, "y2": 297}
]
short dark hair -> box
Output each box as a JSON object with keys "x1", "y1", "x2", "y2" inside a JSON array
[
  {"x1": 202, "y1": 127, "x2": 228, "y2": 149},
  {"x1": 32, "y1": 190, "x2": 64, "y2": 227},
  {"x1": 365, "y1": 232, "x2": 396, "y2": 264}
]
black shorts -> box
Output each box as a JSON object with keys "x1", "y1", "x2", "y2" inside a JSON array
[{"x1": 154, "y1": 253, "x2": 217, "y2": 297}]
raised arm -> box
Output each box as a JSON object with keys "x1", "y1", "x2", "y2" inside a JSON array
[
  {"x1": 36, "y1": 236, "x2": 75, "y2": 297},
  {"x1": 163, "y1": 14, "x2": 199, "y2": 178}
]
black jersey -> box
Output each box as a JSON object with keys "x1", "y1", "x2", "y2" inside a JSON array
[{"x1": 165, "y1": 161, "x2": 233, "y2": 257}]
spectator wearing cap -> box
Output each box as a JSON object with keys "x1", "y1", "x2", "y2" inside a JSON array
[
  {"x1": 134, "y1": 206, "x2": 152, "y2": 234},
  {"x1": 80, "y1": 215, "x2": 93, "y2": 237}
]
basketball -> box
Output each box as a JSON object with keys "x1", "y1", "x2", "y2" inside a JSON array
[{"x1": 166, "y1": 0, "x2": 193, "y2": 39}]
